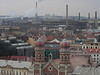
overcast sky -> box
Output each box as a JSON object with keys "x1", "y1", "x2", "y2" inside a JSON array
[{"x1": 0, "y1": 0, "x2": 100, "y2": 17}]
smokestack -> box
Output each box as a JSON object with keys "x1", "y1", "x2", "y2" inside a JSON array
[
  {"x1": 35, "y1": 1, "x2": 38, "y2": 17},
  {"x1": 95, "y1": 11, "x2": 97, "y2": 20},
  {"x1": 87, "y1": 13, "x2": 91, "y2": 29},
  {"x1": 79, "y1": 12, "x2": 80, "y2": 21},
  {"x1": 95, "y1": 11, "x2": 98, "y2": 27},
  {"x1": 73, "y1": 17, "x2": 75, "y2": 25},
  {"x1": 73, "y1": 17, "x2": 75, "y2": 22},
  {"x1": 66, "y1": 5, "x2": 68, "y2": 27},
  {"x1": 88, "y1": 12, "x2": 90, "y2": 20}
]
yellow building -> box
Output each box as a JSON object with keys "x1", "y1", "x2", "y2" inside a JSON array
[
  {"x1": 0, "y1": 60, "x2": 32, "y2": 75},
  {"x1": 70, "y1": 44, "x2": 82, "y2": 49},
  {"x1": 27, "y1": 38, "x2": 36, "y2": 47},
  {"x1": 82, "y1": 43, "x2": 100, "y2": 49}
]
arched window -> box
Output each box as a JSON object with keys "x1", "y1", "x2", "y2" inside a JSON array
[
  {"x1": 62, "y1": 56, "x2": 63, "y2": 61},
  {"x1": 49, "y1": 55, "x2": 52, "y2": 59},
  {"x1": 44, "y1": 73, "x2": 47, "y2": 75},
  {"x1": 20, "y1": 72, "x2": 21, "y2": 75},
  {"x1": 16, "y1": 71, "x2": 18, "y2": 75},
  {"x1": 24, "y1": 72, "x2": 26, "y2": 75},
  {"x1": 40, "y1": 54, "x2": 41, "y2": 59},
  {"x1": 7, "y1": 70, "x2": 8, "y2": 74},
  {"x1": 10, "y1": 71, "x2": 11, "y2": 74},
  {"x1": 65, "y1": 56, "x2": 67, "y2": 62},
  {"x1": 1, "y1": 70, "x2": 3, "y2": 74}
]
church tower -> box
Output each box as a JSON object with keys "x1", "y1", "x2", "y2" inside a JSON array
[
  {"x1": 60, "y1": 38, "x2": 70, "y2": 65},
  {"x1": 34, "y1": 37, "x2": 45, "y2": 75},
  {"x1": 59, "y1": 33, "x2": 71, "y2": 75}
]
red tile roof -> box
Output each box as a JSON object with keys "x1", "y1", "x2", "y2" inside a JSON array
[
  {"x1": 46, "y1": 35, "x2": 54, "y2": 41},
  {"x1": 87, "y1": 49, "x2": 100, "y2": 53},
  {"x1": 11, "y1": 56, "x2": 28, "y2": 60},
  {"x1": 87, "y1": 35, "x2": 95, "y2": 38}
]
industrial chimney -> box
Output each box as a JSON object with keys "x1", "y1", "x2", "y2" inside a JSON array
[
  {"x1": 35, "y1": 1, "x2": 38, "y2": 23},
  {"x1": 95, "y1": 11, "x2": 97, "y2": 20},
  {"x1": 66, "y1": 5, "x2": 68, "y2": 27},
  {"x1": 87, "y1": 12, "x2": 91, "y2": 29},
  {"x1": 79, "y1": 12, "x2": 80, "y2": 21},
  {"x1": 95, "y1": 11, "x2": 98, "y2": 28},
  {"x1": 88, "y1": 12, "x2": 90, "y2": 20}
]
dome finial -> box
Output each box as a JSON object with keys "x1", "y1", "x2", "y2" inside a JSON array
[
  {"x1": 64, "y1": 32, "x2": 66, "y2": 38},
  {"x1": 39, "y1": 32, "x2": 41, "y2": 37}
]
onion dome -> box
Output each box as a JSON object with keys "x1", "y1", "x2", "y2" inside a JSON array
[
  {"x1": 60, "y1": 38, "x2": 70, "y2": 48},
  {"x1": 35, "y1": 38, "x2": 45, "y2": 47}
]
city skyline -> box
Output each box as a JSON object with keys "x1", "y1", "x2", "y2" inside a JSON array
[{"x1": 0, "y1": 0, "x2": 100, "y2": 17}]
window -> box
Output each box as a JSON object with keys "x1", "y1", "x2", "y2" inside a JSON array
[
  {"x1": 65, "y1": 56, "x2": 67, "y2": 62},
  {"x1": 44, "y1": 74, "x2": 47, "y2": 75},
  {"x1": 97, "y1": 55, "x2": 99, "y2": 57},
  {"x1": 16, "y1": 71, "x2": 18, "y2": 75},
  {"x1": 94, "y1": 58, "x2": 96, "y2": 60},
  {"x1": 1, "y1": 70, "x2": 3, "y2": 74},
  {"x1": 20, "y1": 72, "x2": 21, "y2": 75},
  {"x1": 7, "y1": 70, "x2": 8, "y2": 74},
  {"x1": 94, "y1": 55, "x2": 96, "y2": 57},
  {"x1": 97, "y1": 58, "x2": 99, "y2": 60},
  {"x1": 48, "y1": 66, "x2": 53, "y2": 71},
  {"x1": 91, "y1": 47, "x2": 92, "y2": 49},
  {"x1": 87, "y1": 46, "x2": 88, "y2": 49},
  {"x1": 10, "y1": 71, "x2": 11, "y2": 74},
  {"x1": 91, "y1": 44, "x2": 93, "y2": 45},
  {"x1": 83, "y1": 47, "x2": 85, "y2": 49},
  {"x1": 62, "y1": 56, "x2": 63, "y2": 61},
  {"x1": 24, "y1": 72, "x2": 26, "y2": 75},
  {"x1": 40, "y1": 54, "x2": 41, "y2": 59},
  {"x1": 49, "y1": 54, "x2": 52, "y2": 60}
]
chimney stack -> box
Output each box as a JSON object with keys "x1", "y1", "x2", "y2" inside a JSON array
[
  {"x1": 88, "y1": 12, "x2": 90, "y2": 20},
  {"x1": 87, "y1": 13, "x2": 91, "y2": 29},
  {"x1": 79, "y1": 12, "x2": 80, "y2": 21},
  {"x1": 35, "y1": 1, "x2": 38, "y2": 17},
  {"x1": 66, "y1": 5, "x2": 68, "y2": 27},
  {"x1": 95, "y1": 11, "x2": 97, "y2": 20},
  {"x1": 95, "y1": 11, "x2": 98, "y2": 27}
]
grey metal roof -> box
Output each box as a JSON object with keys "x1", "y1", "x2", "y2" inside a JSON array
[
  {"x1": 0, "y1": 60, "x2": 32, "y2": 69},
  {"x1": 16, "y1": 46, "x2": 33, "y2": 49},
  {"x1": 72, "y1": 66, "x2": 100, "y2": 75},
  {"x1": 12, "y1": 43, "x2": 29, "y2": 46}
]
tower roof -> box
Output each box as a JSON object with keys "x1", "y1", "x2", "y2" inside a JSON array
[
  {"x1": 60, "y1": 38, "x2": 70, "y2": 48},
  {"x1": 35, "y1": 38, "x2": 45, "y2": 51},
  {"x1": 60, "y1": 38, "x2": 70, "y2": 52}
]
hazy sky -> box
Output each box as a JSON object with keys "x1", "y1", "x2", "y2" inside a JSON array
[{"x1": 0, "y1": 0, "x2": 100, "y2": 17}]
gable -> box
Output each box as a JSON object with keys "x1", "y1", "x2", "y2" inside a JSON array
[{"x1": 43, "y1": 63, "x2": 58, "y2": 75}]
